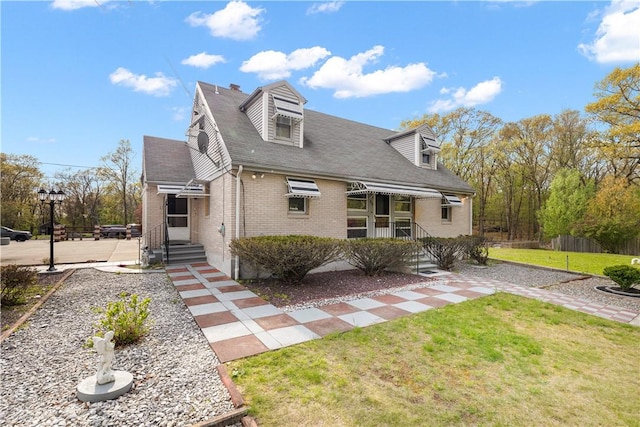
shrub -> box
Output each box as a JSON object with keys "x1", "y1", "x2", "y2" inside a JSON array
[
  {"x1": 1, "y1": 265, "x2": 38, "y2": 306},
  {"x1": 462, "y1": 235, "x2": 491, "y2": 265},
  {"x1": 92, "y1": 292, "x2": 152, "y2": 346},
  {"x1": 420, "y1": 236, "x2": 466, "y2": 271},
  {"x1": 345, "y1": 238, "x2": 419, "y2": 276},
  {"x1": 230, "y1": 235, "x2": 343, "y2": 284},
  {"x1": 603, "y1": 265, "x2": 640, "y2": 291}
]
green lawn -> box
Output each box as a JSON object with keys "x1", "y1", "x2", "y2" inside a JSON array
[
  {"x1": 488, "y1": 247, "x2": 637, "y2": 276},
  {"x1": 229, "y1": 293, "x2": 640, "y2": 427}
]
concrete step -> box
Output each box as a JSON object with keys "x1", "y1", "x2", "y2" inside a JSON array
[{"x1": 163, "y1": 243, "x2": 207, "y2": 265}]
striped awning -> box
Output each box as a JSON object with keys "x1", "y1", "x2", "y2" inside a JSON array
[
  {"x1": 273, "y1": 95, "x2": 303, "y2": 121},
  {"x1": 442, "y1": 194, "x2": 463, "y2": 207},
  {"x1": 346, "y1": 181, "x2": 442, "y2": 199},
  {"x1": 157, "y1": 183, "x2": 208, "y2": 198},
  {"x1": 286, "y1": 177, "x2": 321, "y2": 198}
]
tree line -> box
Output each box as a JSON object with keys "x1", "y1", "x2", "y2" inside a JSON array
[
  {"x1": 400, "y1": 64, "x2": 639, "y2": 252},
  {"x1": 1, "y1": 139, "x2": 141, "y2": 234}
]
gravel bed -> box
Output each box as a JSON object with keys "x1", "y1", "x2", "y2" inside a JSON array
[
  {"x1": 0, "y1": 269, "x2": 238, "y2": 427},
  {"x1": 456, "y1": 262, "x2": 640, "y2": 312}
]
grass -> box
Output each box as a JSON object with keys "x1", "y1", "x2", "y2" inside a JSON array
[
  {"x1": 488, "y1": 248, "x2": 637, "y2": 276},
  {"x1": 229, "y1": 293, "x2": 639, "y2": 427}
]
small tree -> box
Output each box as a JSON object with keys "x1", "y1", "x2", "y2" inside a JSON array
[
  {"x1": 578, "y1": 176, "x2": 640, "y2": 253},
  {"x1": 538, "y1": 168, "x2": 594, "y2": 239}
]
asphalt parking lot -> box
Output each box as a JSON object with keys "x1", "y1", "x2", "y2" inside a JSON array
[{"x1": 0, "y1": 237, "x2": 142, "y2": 267}]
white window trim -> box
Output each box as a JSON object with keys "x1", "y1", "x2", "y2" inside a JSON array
[{"x1": 288, "y1": 197, "x2": 308, "y2": 215}]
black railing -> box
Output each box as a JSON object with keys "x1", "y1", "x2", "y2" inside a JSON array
[
  {"x1": 142, "y1": 223, "x2": 166, "y2": 251},
  {"x1": 372, "y1": 221, "x2": 436, "y2": 272}
]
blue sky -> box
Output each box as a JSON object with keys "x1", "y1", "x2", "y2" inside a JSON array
[{"x1": 2, "y1": 1, "x2": 639, "y2": 180}]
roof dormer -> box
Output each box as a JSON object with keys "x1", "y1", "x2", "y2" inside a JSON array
[
  {"x1": 386, "y1": 124, "x2": 440, "y2": 169},
  {"x1": 239, "y1": 81, "x2": 306, "y2": 148}
]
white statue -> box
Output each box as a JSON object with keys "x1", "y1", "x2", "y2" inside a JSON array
[{"x1": 93, "y1": 331, "x2": 116, "y2": 385}]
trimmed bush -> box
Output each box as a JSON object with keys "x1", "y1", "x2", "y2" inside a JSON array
[
  {"x1": 92, "y1": 292, "x2": 152, "y2": 346},
  {"x1": 230, "y1": 235, "x2": 343, "y2": 284},
  {"x1": 345, "y1": 238, "x2": 420, "y2": 276},
  {"x1": 420, "y1": 236, "x2": 466, "y2": 271},
  {"x1": 1, "y1": 265, "x2": 38, "y2": 306},
  {"x1": 603, "y1": 265, "x2": 640, "y2": 291},
  {"x1": 462, "y1": 235, "x2": 491, "y2": 265}
]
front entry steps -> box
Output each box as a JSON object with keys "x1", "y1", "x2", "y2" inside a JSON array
[{"x1": 163, "y1": 243, "x2": 207, "y2": 265}]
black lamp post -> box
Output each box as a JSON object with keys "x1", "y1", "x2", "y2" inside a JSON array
[{"x1": 38, "y1": 188, "x2": 66, "y2": 272}]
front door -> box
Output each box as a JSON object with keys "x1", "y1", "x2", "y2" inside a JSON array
[
  {"x1": 167, "y1": 194, "x2": 189, "y2": 242},
  {"x1": 374, "y1": 194, "x2": 391, "y2": 237}
]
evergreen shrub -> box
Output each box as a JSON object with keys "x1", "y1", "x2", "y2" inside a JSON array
[
  {"x1": 1, "y1": 264, "x2": 38, "y2": 306},
  {"x1": 345, "y1": 238, "x2": 419, "y2": 276},
  {"x1": 230, "y1": 235, "x2": 343, "y2": 284}
]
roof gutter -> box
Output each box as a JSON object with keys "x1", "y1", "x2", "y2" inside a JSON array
[{"x1": 234, "y1": 165, "x2": 243, "y2": 280}]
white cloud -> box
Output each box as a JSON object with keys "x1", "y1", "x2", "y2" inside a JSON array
[
  {"x1": 51, "y1": 0, "x2": 106, "y2": 10},
  {"x1": 240, "y1": 47, "x2": 332, "y2": 80},
  {"x1": 109, "y1": 67, "x2": 178, "y2": 97},
  {"x1": 307, "y1": 1, "x2": 345, "y2": 15},
  {"x1": 182, "y1": 52, "x2": 226, "y2": 69},
  {"x1": 578, "y1": 0, "x2": 640, "y2": 63},
  {"x1": 429, "y1": 77, "x2": 503, "y2": 113},
  {"x1": 185, "y1": 1, "x2": 264, "y2": 41},
  {"x1": 300, "y1": 46, "x2": 437, "y2": 98}
]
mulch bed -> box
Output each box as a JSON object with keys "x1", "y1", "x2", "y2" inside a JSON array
[{"x1": 244, "y1": 269, "x2": 432, "y2": 307}]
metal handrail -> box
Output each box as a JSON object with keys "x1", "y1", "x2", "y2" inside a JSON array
[{"x1": 371, "y1": 221, "x2": 436, "y2": 271}]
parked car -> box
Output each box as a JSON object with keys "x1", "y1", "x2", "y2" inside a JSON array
[
  {"x1": 101, "y1": 224, "x2": 141, "y2": 239},
  {"x1": 1, "y1": 226, "x2": 32, "y2": 242}
]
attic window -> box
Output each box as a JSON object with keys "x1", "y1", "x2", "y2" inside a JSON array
[
  {"x1": 276, "y1": 115, "x2": 292, "y2": 139},
  {"x1": 420, "y1": 136, "x2": 439, "y2": 166},
  {"x1": 272, "y1": 95, "x2": 303, "y2": 121}
]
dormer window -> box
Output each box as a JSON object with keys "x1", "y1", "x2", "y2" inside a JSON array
[
  {"x1": 276, "y1": 115, "x2": 292, "y2": 139},
  {"x1": 420, "y1": 134, "x2": 440, "y2": 169}
]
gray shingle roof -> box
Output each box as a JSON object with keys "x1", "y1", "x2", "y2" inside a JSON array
[
  {"x1": 143, "y1": 135, "x2": 195, "y2": 184},
  {"x1": 199, "y1": 81, "x2": 474, "y2": 194},
  {"x1": 144, "y1": 82, "x2": 474, "y2": 194}
]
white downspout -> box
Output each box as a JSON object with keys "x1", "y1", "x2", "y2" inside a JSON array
[{"x1": 234, "y1": 165, "x2": 243, "y2": 279}]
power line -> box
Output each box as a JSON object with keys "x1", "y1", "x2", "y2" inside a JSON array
[{"x1": 39, "y1": 162, "x2": 98, "y2": 169}]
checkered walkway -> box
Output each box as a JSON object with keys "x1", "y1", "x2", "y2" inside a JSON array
[{"x1": 166, "y1": 263, "x2": 640, "y2": 362}]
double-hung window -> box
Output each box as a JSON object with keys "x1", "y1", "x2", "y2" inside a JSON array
[{"x1": 276, "y1": 116, "x2": 292, "y2": 139}]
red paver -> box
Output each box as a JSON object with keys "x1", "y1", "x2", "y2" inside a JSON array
[
  {"x1": 416, "y1": 297, "x2": 451, "y2": 308},
  {"x1": 454, "y1": 289, "x2": 487, "y2": 299},
  {"x1": 174, "y1": 283, "x2": 207, "y2": 291},
  {"x1": 208, "y1": 275, "x2": 234, "y2": 282},
  {"x1": 182, "y1": 295, "x2": 219, "y2": 306},
  {"x1": 254, "y1": 314, "x2": 300, "y2": 330},
  {"x1": 367, "y1": 305, "x2": 410, "y2": 320},
  {"x1": 191, "y1": 262, "x2": 210, "y2": 268},
  {"x1": 217, "y1": 284, "x2": 247, "y2": 293},
  {"x1": 166, "y1": 267, "x2": 189, "y2": 273},
  {"x1": 195, "y1": 311, "x2": 240, "y2": 328},
  {"x1": 413, "y1": 287, "x2": 445, "y2": 297},
  {"x1": 320, "y1": 302, "x2": 360, "y2": 316},
  {"x1": 233, "y1": 297, "x2": 270, "y2": 309},
  {"x1": 372, "y1": 294, "x2": 408, "y2": 305},
  {"x1": 304, "y1": 317, "x2": 354, "y2": 337},
  {"x1": 210, "y1": 336, "x2": 269, "y2": 362}
]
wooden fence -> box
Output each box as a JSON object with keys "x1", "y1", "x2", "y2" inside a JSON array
[{"x1": 551, "y1": 235, "x2": 640, "y2": 255}]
